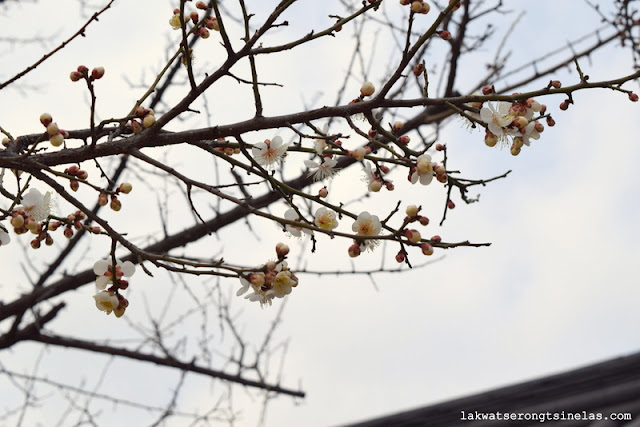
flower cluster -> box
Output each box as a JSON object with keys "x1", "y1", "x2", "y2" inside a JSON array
[
  {"x1": 92, "y1": 257, "x2": 135, "y2": 317},
  {"x1": 169, "y1": 2, "x2": 219, "y2": 39},
  {"x1": 39, "y1": 113, "x2": 68, "y2": 148},
  {"x1": 399, "y1": 0, "x2": 431, "y2": 14},
  {"x1": 478, "y1": 98, "x2": 547, "y2": 156},
  {"x1": 130, "y1": 106, "x2": 156, "y2": 134},
  {"x1": 236, "y1": 243, "x2": 299, "y2": 307}
]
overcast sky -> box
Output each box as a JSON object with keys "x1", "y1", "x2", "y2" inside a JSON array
[{"x1": 1, "y1": 1, "x2": 639, "y2": 426}]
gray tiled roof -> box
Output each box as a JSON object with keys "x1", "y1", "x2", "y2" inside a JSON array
[{"x1": 343, "y1": 351, "x2": 640, "y2": 426}]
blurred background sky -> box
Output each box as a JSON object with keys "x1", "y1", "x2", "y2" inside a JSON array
[{"x1": 0, "y1": 1, "x2": 639, "y2": 426}]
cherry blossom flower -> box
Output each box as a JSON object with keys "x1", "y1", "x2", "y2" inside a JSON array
[
  {"x1": 93, "y1": 290, "x2": 120, "y2": 315},
  {"x1": 314, "y1": 207, "x2": 339, "y2": 231},
  {"x1": 284, "y1": 208, "x2": 313, "y2": 238},
  {"x1": 252, "y1": 136, "x2": 289, "y2": 168},
  {"x1": 93, "y1": 258, "x2": 136, "y2": 290},
  {"x1": 480, "y1": 101, "x2": 515, "y2": 141},
  {"x1": 352, "y1": 211, "x2": 382, "y2": 250},
  {"x1": 0, "y1": 226, "x2": 10, "y2": 246},
  {"x1": 19, "y1": 188, "x2": 53, "y2": 222},
  {"x1": 410, "y1": 154, "x2": 437, "y2": 185},
  {"x1": 304, "y1": 157, "x2": 338, "y2": 181}
]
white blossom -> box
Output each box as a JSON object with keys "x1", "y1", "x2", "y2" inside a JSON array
[
  {"x1": 19, "y1": 188, "x2": 53, "y2": 222},
  {"x1": 304, "y1": 157, "x2": 338, "y2": 181},
  {"x1": 252, "y1": 136, "x2": 289, "y2": 168},
  {"x1": 93, "y1": 258, "x2": 136, "y2": 290}
]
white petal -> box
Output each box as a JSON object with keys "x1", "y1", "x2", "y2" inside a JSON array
[{"x1": 119, "y1": 261, "x2": 136, "y2": 277}]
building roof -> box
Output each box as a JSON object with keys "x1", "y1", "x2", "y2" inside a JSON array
[{"x1": 344, "y1": 351, "x2": 640, "y2": 426}]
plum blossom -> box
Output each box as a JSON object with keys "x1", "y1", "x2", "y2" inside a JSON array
[
  {"x1": 238, "y1": 261, "x2": 298, "y2": 308},
  {"x1": 252, "y1": 136, "x2": 289, "y2": 168},
  {"x1": 284, "y1": 208, "x2": 313, "y2": 238},
  {"x1": 169, "y1": 14, "x2": 182, "y2": 30},
  {"x1": 480, "y1": 101, "x2": 515, "y2": 141},
  {"x1": 93, "y1": 258, "x2": 136, "y2": 290},
  {"x1": 93, "y1": 291, "x2": 120, "y2": 315},
  {"x1": 410, "y1": 154, "x2": 437, "y2": 185},
  {"x1": 19, "y1": 188, "x2": 53, "y2": 222},
  {"x1": 313, "y1": 123, "x2": 330, "y2": 155},
  {"x1": 314, "y1": 207, "x2": 338, "y2": 231},
  {"x1": 352, "y1": 211, "x2": 382, "y2": 250},
  {"x1": 304, "y1": 157, "x2": 338, "y2": 181},
  {"x1": 521, "y1": 121, "x2": 541, "y2": 146}
]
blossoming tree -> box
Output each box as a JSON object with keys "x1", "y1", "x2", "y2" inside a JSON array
[{"x1": 0, "y1": 0, "x2": 638, "y2": 424}]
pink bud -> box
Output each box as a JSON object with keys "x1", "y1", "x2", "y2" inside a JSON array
[
  {"x1": 398, "y1": 135, "x2": 410, "y2": 145},
  {"x1": 559, "y1": 100, "x2": 569, "y2": 111},
  {"x1": 395, "y1": 252, "x2": 405, "y2": 263},
  {"x1": 77, "y1": 65, "x2": 89, "y2": 75},
  {"x1": 438, "y1": 30, "x2": 451, "y2": 40},
  {"x1": 90, "y1": 67, "x2": 105, "y2": 80},
  {"x1": 413, "y1": 63, "x2": 424, "y2": 76},
  {"x1": 70, "y1": 180, "x2": 79, "y2": 192},
  {"x1": 629, "y1": 93, "x2": 639, "y2": 102},
  {"x1": 482, "y1": 86, "x2": 494, "y2": 95},
  {"x1": 276, "y1": 242, "x2": 290, "y2": 259},
  {"x1": 64, "y1": 227, "x2": 74, "y2": 238},
  {"x1": 419, "y1": 216, "x2": 430, "y2": 226},
  {"x1": 318, "y1": 187, "x2": 328, "y2": 198},
  {"x1": 348, "y1": 243, "x2": 361, "y2": 258},
  {"x1": 551, "y1": 80, "x2": 562, "y2": 89},
  {"x1": 98, "y1": 193, "x2": 108, "y2": 206},
  {"x1": 447, "y1": 200, "x2": 455, "y2": 209},
  {"x1": 196, "y1": 1, "x2": 208, "y2": 9},
  {"x1": 30, "y1": 239, "x2": 41, "y2": 249},
  {"x1": 420, "y1": 242, "x2": 434, "y2": 256},
  {"x1": 546, "y1": 116, "x2": 556, "y2": 127},
  {"x1": 431, "y1": 235, "x2": 442, "y2": 243},
  {"x1": 190, "y1": 11, "x2": 199, "y2": 23},
  {"x1": 199, "y1": 27, "x2": 210, "y2": 38},
  {"x1": 77, "y1": 170, "x2": 88, "y2": 180},
  {"x1": 392, "y1": 121, "x2": 404, "y2": 132},
  {"x1": 435, "y1": 143, "x2": 445, "y2": 151}
]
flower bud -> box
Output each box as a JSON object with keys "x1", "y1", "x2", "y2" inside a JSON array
[
  {"x1": 360, "y1": 81, "x2": 375, "y2": 97},
  {"x1": 142, "y1": 114, "x2": 156, "y2": 128},
  {"x1": 77, "y1": 65, "x2": 89, "y2": 75},
  {"x1": 435, "y1": 143, "x2": 445, "y2": 151},
  {"x1": 98, "y1": 193, "x2": 108, "y2": 206},
  {"x1": 546, "y1": 116, "x2": 556, "y2": 127},
  {"x1": 385, "y1": 181, "x2": 395, "y2": 191},
  {"x1": 420, "y1": 242, "x2": 434, "y2": 255},
  {"x1": 70, "y1": 71, "x2": 83, "y2": 82},
  {"x1": 131, "y1": 120, "x2": 142, "y2": 133},
  {"x1": 629, "y1": 93, "x2": 639, "y2": 102},
  {"x1": 249, "y1": 273, "x2": 265, "y2": 287},
  {"x1": 47, "y1": 122, "x2": 59, "y2": 136},
  {"x1": 30, "y1": 239, "x2": 41, "y2": 249},
  {"x1": 118, "y1": 182, "x2": 133, "y2": 194},
  {"x1": 348, "y1": 243, "x2": 361, "y2": 258},
  {"x1": 70, "y1": 180, "x2": 79, "y2": 192},
  {"x1": 199, "y1": 27, "x2": 210, "y2": 38},
  {"x1": 398, "y1": 135, "x2": 410, "y2": 145},
  {"x1": 45, "y1": 234, "x2": 54, "y2": 246},
  {"x1": 431, "y1": 235, "x2": 442, "y2": 243},
  {"x1": 77, "y1": 170, "x2": 88, "y2": 180},
  {"x1": 276, "y1": 242, "x2": 290, "y2": 258},
  {"x1": 392, "y1": 121, "x2": 404, "y2": 132},
  {"x1": 447, "y1": 200, "x2": 455, "y2": 209},
  {"x1": 110, "y1": 197, "x2": 122, "y2": 211},
  {"x1": 318, "y1": 187, "x2": 328, "y2": 198},
  {"x1": 411, "y1": 1, "x2": 423, "y2": 12},
  {"x1": 551, "y1": 80, "x2": 562, "y2": 89},
  {"x1": 395, "y1": 252, "x2": 405, "y2": 263},
  {"x1": 369, "y1": 180, "x2": 383, "y2": 192},
  {"x1": 205, "y1": 17, "x2": 220, "y2": 31},
  {"x1": 406, "y1": 205, "x2": 419, "y2": 217},
  {"x1": 405, "y1": 229, "x2": 422, "y2": 243},
  {"x1": 484, "y1": 131, "x2": 498, "y2": 147},
  {"x1": 196, "y1": 1, "x2": 208, "y2": 9},
  {"x1": 64, "y1": 227, "x2": 74, "y2": 238},
  {"x1": 510, "y1": 145, "x2": 521, "y2": 156},
  {"x1": 190, "y1": 11, "x2": 199, "y2": 23},
  {"x1": 49, "y1": 133, "x2": 64, "y2": 147},
  {"x1": 438, "y1": 30, "x2": 450, "y2": 40},
  {"x1": 91, "y1": 67, "x2": 105, "y2": 80},
  {"x1": 482, "y1": 86, "x2": 494, "y2": 95},
  {"x1": 10, "y1": 214, "x2": 24, "y2": 228},
  {"x1": 413, "y1": 63, "x2": 424, "y2": 76},
  {"x1": 419, "y1": 216, "x2": 430, "y2": 226},
  {"x1": 40, "y1": 113, "x2": 53, "y2": 127},
  {"x1": 437, "y1": 173, "x2": 448, "y2": 183}
]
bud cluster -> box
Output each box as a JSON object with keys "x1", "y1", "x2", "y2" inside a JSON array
[
  {"x1": 169, "y1": 3, "x2": 220, "y2": 39},
  {"x1": 131, "y1": 106, "x2": 156, "y2": 133},
  {"x1": 40, "y1": 113, "x2": 68, "y2": 148},
  {"x1": 399, "y1": 0, "x2": 431, "y2": 14},
  {"x1": 70, "y1": 65, "x2": 105, "y2": 82}
]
